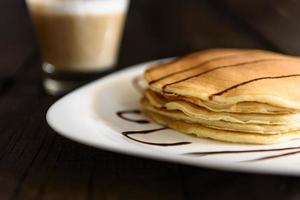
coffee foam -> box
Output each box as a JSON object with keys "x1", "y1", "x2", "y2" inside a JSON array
[{"x1": 27, "y1": 0, "x2": 129, "y2": 15}]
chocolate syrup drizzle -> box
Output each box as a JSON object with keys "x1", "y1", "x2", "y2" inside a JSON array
[
  {"x1": 116, "y1": 110, "x2": 150, "y2": 124},
  {"x1": 122, "y1": 128, "x2": 191, "y2": 146},
  {"x1": 149, "y1": 53, "x2": 241, "y2": 84},
  {"x1": 244, "y1": 149, "x2": 300, "y2": 162},
  {"x1": 210, "y1": 74, "x2": 300, "y2": 99},
  {"x1": 162, "y1": 59, "x2": 287, "y2": 90},
  {"x1": 117, "y1": 109, "x2": 191, "y2": 146},
  {"x1": 183, "y1": 146, "x2": 300, "y2": 156}
]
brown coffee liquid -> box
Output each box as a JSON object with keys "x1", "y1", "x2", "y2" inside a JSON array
[{"x1": 28, "y1": 2, "x2": 126, "y2": 72}]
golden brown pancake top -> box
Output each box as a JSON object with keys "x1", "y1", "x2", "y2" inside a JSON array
[{"x1": 145, "y1": 49, "x2": 300, "y2": 110}]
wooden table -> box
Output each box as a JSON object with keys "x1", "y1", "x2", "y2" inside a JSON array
[{"x1": 2, "y1": 0, "x2": 300, "y2": 199}]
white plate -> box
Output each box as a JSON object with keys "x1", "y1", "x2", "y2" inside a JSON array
[{"x1": 47, "y1": 59, "x2": 300, "y2": 176}]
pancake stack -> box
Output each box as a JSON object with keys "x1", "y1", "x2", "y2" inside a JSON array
[{"x1": 141, "y1": 49, "x2": 300, "y2": 144}]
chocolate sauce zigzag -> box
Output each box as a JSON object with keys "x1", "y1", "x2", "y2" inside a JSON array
[
  {"x1": 183, "y1": 146, "x2": 300, "y2": 156},
  {"x1": 116, "y1": 110, "x2": 150, "y2": 124},
  {"x1": 122, "y1": 128, "x2": 191, "y2": 146},
  {"x1": 162, "y1": 58, "x2": 290, "y2": 90},
  {"x1": 243, "y1": 149, "x2": 300, "y2": 162},
  {"x1": 149, "y1": 53, "x2": 243, "y2": 84},
  {"x1": 210, "y1": 74, "x2": 300, "y2": 99},
  {"x1": 116, "y1": 110, "x2": 191, "y2": 146}
]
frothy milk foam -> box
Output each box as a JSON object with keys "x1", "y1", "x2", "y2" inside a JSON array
[
  {"x1": 27, "y1": 0, "x2": 129, "y2": 72},
  {"x1": 28, "y1": 0, "x2": 128, "y2": 14}
]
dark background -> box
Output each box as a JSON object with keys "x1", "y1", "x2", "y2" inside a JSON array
[{"x1": 1, "y1": 0, "x2": 300, "y2": 199}]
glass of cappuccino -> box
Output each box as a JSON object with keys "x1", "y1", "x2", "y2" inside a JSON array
[{"x1": 26, "y1": 0, "x2": 129, "y2": 95}]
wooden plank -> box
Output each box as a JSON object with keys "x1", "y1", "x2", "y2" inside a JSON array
[
  {"x1": 0, "y1": 0, "x2": 36, "y2": 79},
  {"x1": 118, "y1": 0, "x2": 268, "y2": 68},
  {"x1": 180, "y1": 165, "x2": 291, "y2": 200},
  {"x1": 224, "y1": 0, "x2": 300, "y2": 55},
  {"x1": 91, "y1": 153, "x2": 185, "y2": 200}
]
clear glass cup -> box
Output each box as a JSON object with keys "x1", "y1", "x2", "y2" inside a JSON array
[{"x1": 26, "y1": 0, "x2": 129, "y2": 95}]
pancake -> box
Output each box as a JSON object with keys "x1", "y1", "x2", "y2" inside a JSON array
[
  {"x1": 145, "y1": 90, "x2": 300, "y2": 125},
  {"x1": 161, "y1": 92, "x2": 296, "y2": 114},
  {"x1": 145, "y1": 49, "x2": 300, "y2": 112},
  {"x1": 141, "y1": 48, "x2": 300, "y2": 144},
  {"x1": 145, "y1": 111, "x2": 300, "y2": 145},
  {"x1": 142, "y1": 98, "x2": 300, "y2": 134}
]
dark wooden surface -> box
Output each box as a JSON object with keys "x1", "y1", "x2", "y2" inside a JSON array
[{"x1": 1, "y1": 0, "x2": 300, "y2": 199}]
